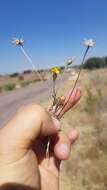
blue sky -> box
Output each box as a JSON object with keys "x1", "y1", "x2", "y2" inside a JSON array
[{"x1": 0, "y1": 0, "x2": 107, "y2": 74}]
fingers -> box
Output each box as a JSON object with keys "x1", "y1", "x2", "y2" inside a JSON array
[
  {"x1": 68, "y1": 129, "x2": 79, "y2": 143},
  {"x1": 56, "y1": 88, "x2": 81, "y2": 119},
  {"x1": 54, "y1": 129, "x2": 79, "y2": 160},
  {"x1": 0, "y1": 104, "x2": 60, "y2": 149}
]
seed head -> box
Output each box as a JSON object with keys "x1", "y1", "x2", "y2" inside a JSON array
[
  {"x1": 12, "y1": 38, "x2": 24, "y2": 46},
  {"x1": 67, "y1": 56, "x2": 77, "y2": 65},
  {"x1": 83, "y1": 39, "x2": 95, "y2": 47}
]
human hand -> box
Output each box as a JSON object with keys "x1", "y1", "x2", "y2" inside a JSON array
[{"x1": 0, "y1": 89, "x2": 81, "y2": 190}]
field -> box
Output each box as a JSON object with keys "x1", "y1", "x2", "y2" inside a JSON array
[
  {"x1": 0, "y1": 70, "x2": 49, "y2": 93},
  {"x1": 0, "y1": 68, "x2": 107, "y2": 189},
  {"x1": 58, "y1": 68, "x2": 107, "y2": 190}
]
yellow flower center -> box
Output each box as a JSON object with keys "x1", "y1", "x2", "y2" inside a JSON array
[{"x1": 52, "y1": 67, "x2": 60, "y2": 74}]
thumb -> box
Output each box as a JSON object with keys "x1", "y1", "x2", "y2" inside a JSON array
[{"x1": 0, "y1": 104, "x2": 60, "y2": 150}]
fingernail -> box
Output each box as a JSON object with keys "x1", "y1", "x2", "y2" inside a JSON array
[
  {"x1": 52, "y1": 117, "x2": 60, "y2": 130},
  {"x1": 59, "y1": 144, "x2": 70, "y2": 158}
]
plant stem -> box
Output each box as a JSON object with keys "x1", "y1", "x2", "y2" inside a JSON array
[
  {"x1": 20, "y1": 46, "x2": 43, "y2": 81},
  {"x1": 52, "y1": 78, "x2": 56, "y2": 103},
  {"x1": 57, "y1": 46, "x2": 90, "y2": 119}
]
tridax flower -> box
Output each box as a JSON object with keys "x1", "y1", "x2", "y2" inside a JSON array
[
  {"x1": 12, "y1": 38, "x2": 24, "y2": 46},
  {"x1": 52, "y1": 67, "x2": 60, "y2": 75},
  {"x1": 83, "y1": 39, "x2": 95, "y2": 48},
  {"x1": 67, "y1": 56, "x2": 76, "y2": 65}
]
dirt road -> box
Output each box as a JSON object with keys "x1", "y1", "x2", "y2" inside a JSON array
[{"x1": 0, "y1": 74, "x2": 69, "y2": 127}]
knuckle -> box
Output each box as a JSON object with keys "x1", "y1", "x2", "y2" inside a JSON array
[{"x1": 26, "y1": 103, "x2": 48, "y2": 118}]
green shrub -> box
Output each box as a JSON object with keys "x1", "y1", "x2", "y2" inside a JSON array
[
  {"x1": 90, "y1": 73, "x2": 103, "y2": 85},
  {"x1": 20, "y1": 81, "x2": 30, "y2": 87},
  {"x1": 0, "y1": 87, "x2": 3, "y2": 93},
  {"x1": 97, "y1": 88, "x2": 102, "y2": 97},
  {"x1": 3, "y1": 83, "x2": 16, "y2": 91},
  {"x1": 18, "y1": 75, "x2": 24, "y2": 81},
  {"x1": 86, "y1": 88, "x2": 98, "y2": 106},
  {"x1": 31, "y1": 79, "x2": 41, "y2": 83}
]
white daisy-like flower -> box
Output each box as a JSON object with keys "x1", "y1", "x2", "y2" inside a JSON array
[
  {"x1": 83, "y1": 39, "x2": 95, "y2": 47},
  {"x1": 12, "y1": 38, "x2": 24, "y2": 46}
]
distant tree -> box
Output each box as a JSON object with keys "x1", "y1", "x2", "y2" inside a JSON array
[
  {"x1": 10, "y1": 72, "x2": 19, "y2": 77},
  {"x1": 104, "y1": 56, "x2": 107, "y2": 66},
  {"x1": 83, "y1": 57, "x2": 107, "y2": 69},
  {"x1": 23, "y1": 70, "x2": 32, "y2": 74}
]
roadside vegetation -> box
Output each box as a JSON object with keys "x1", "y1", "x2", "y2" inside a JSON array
[
  {"x1": 0, "y1": 70, "x2": 47, "y2": 93},
  {"x1": 0, "y1": 67, "x2": 65, "y2": 93},
  {"x1": 59, "y1": 68, "x2": 107, "y2": 190},
  {"x1": 0, "y1": 53, "x2": 107, "y2": 189},
  {"x1": 0, "y1": 55, "x2": 106, "y2": 93},
  {"x1": 83, "y1": 56, "x2": 107, "y2": 69}
]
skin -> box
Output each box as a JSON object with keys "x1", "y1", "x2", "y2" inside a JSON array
[{"x1": 0, "y1": 89, "x2": 81, "y2": 190}]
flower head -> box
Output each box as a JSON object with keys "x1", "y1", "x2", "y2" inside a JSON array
[
  {"x1": 83, "y1": 39, "x2": 95, "y2": 47},
  {"x1": 12, "y1": 38, "x2": 24, "y2": 46},
  {"x1": 52, "y1": 67, "x2": 60, "y2": 81},
  {"x1": 60, "y1": 95, "x2": 66, "y2": 101},
  {"x1": 56, "y1": 88, "x2": 81, "y2": 119},
  {"x1": 67, "y1": 56, "x2": 76, "y2": 65},
  {"x1": 53, "y1": 95, "x2": 66, "y2": 110},
  {"x1": 52, "y1": 67, "x2": 60, "y2": 74}
]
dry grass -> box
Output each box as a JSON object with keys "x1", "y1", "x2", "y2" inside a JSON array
[
  {"x1": 0, "y1": 71, "x2": 48, "y2": 93},
  {"x1": 1, "y1": 68, "x2": 107, "y2": 189},
  {"x1": 58, "y1": 68, "x2": 107, "y2": 190}
]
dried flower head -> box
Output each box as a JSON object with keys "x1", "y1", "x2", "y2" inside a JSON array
[
  {"x1": 83, "y1": 39, "x2": 95, "y2": 47},
  {"x1": 12, "y1": 37, "x2": 43, "y2": 80},
  {"x1": 60, "y1": 95, "x2": 66, "y2": 102},
  {"x1": 67, "y1": 56, "x2": 77, "y2": 65},
  {"x1": 12, "y1": 38, "x2": 24, "y2": 46}
]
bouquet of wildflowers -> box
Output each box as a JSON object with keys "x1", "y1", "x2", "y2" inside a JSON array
[{"x1": 12, "y1": 38, "x2": 95, "y2": 160}]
